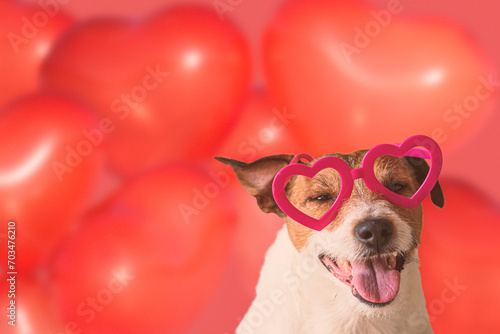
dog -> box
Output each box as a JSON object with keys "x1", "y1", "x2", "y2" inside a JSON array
[{"x1": 217, "y1": 150, "x2": 444, "y2": 334}]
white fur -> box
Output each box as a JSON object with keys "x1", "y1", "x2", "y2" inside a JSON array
[{"x1": 236, "y1": 203, "x2": 433, "y2": 334}]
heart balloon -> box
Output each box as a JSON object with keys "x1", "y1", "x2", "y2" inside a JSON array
[
  {"x1": 263, "y1": 0, "x2": 496, "y2": 154},
  {"x1": 42, "y1": 6, "x2": 251, "y2": 176},
  {"x1": 50, "y1": 164, "x2": 236, "y2": 333},
  {"x1": 0, "y1": 94, "x2": 103, "y2": 270},
  {"x1": 214, "y1": 90, "x2": 306, "y2": 163},
  {"x1": 420, "y1": 179, "x2": 500, "y2": 333},
  {"x1": 0, "y1": 0, "x2": 73, "y2": 106},
  {"x1": 209, "y1": 90, "x2": 305, "y2": 216}
]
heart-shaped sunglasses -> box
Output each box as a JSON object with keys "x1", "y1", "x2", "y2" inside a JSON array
[{"x1": 272, "y1": 135, "x2": 442, "y2": 231}]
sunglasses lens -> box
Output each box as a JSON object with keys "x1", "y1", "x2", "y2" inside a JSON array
[
  {"x1": 374, "y1": 155, "x2": 423, "y2": 199},
  {"x1": 284, "y1": 168, "x2": 341, "y2": 220}
]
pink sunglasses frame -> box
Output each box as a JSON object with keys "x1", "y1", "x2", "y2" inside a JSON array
[{"x1": 272, "y1": 135, "x2": 443, "y2": 231}]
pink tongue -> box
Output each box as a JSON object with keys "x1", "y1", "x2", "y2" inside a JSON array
[{"x1": 351, "y1": 257, "x2": 400, "y2": 304}]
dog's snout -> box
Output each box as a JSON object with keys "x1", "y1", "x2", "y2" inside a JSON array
[{"x1": 355, "y1": 219, "x2": 394, "y2": 251}]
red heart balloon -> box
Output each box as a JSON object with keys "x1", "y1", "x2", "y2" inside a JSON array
[
  {"x1": 42, "y1": 6, "x2": 251, "y2": 176},
  {"x1": 263, "y1": 0, "x2": 496, "y2": 154},
  {"x1": 0, "y1": 0, "x2": 73, "y2": 106},
  {"x1": 215, "y1": 90, "x2": 306, "y2": 162},
  {"x1": 51, "y1": 164, "x2": 236, "y2": 333},
  {"x1": 0, "y1": 94, "x2": 103, "y2": 270},
  {"x1": 420, "y1": 179, "x2": 500, "y2": 333}
]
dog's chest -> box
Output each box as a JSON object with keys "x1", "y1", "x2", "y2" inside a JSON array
[
  {"x1": 296, "y1": 271, "x2": 404, "y2": 334},
  {"x1": 241, "y1": 227, "x2": 433, "y2": 334}
]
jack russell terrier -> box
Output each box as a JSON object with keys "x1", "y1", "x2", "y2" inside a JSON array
[{"x1": 217, "y1": 136, "x2": 444, "y2": 334}]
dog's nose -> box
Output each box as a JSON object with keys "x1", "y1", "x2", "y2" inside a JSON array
[{"x1": 355, "y1": 219, "x2": 394, "y2": 250}]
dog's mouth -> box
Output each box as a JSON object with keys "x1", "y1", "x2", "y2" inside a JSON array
[{"x1": 319, "y1": 251, "x2": 407, "y2": 306}]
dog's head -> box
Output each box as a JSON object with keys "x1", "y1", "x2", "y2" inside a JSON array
[{"x1": 217, "y1": 151, "x2": 443, "y2": 310}]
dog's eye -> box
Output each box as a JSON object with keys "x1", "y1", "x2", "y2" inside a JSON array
[
  {"x1": 309, "y1": 194, "x2": 333, "y2": 202},
  {"x1": 389, "y1": 183, "x2": 407, "y2": 193}
]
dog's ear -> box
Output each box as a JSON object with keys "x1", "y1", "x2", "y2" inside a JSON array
[
  {"x1": 215, "y1": 154, "x2": 294, "y2": 216},
  {"x1": 404, "y1": 157, "x2": 444, "y2": 208}
]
